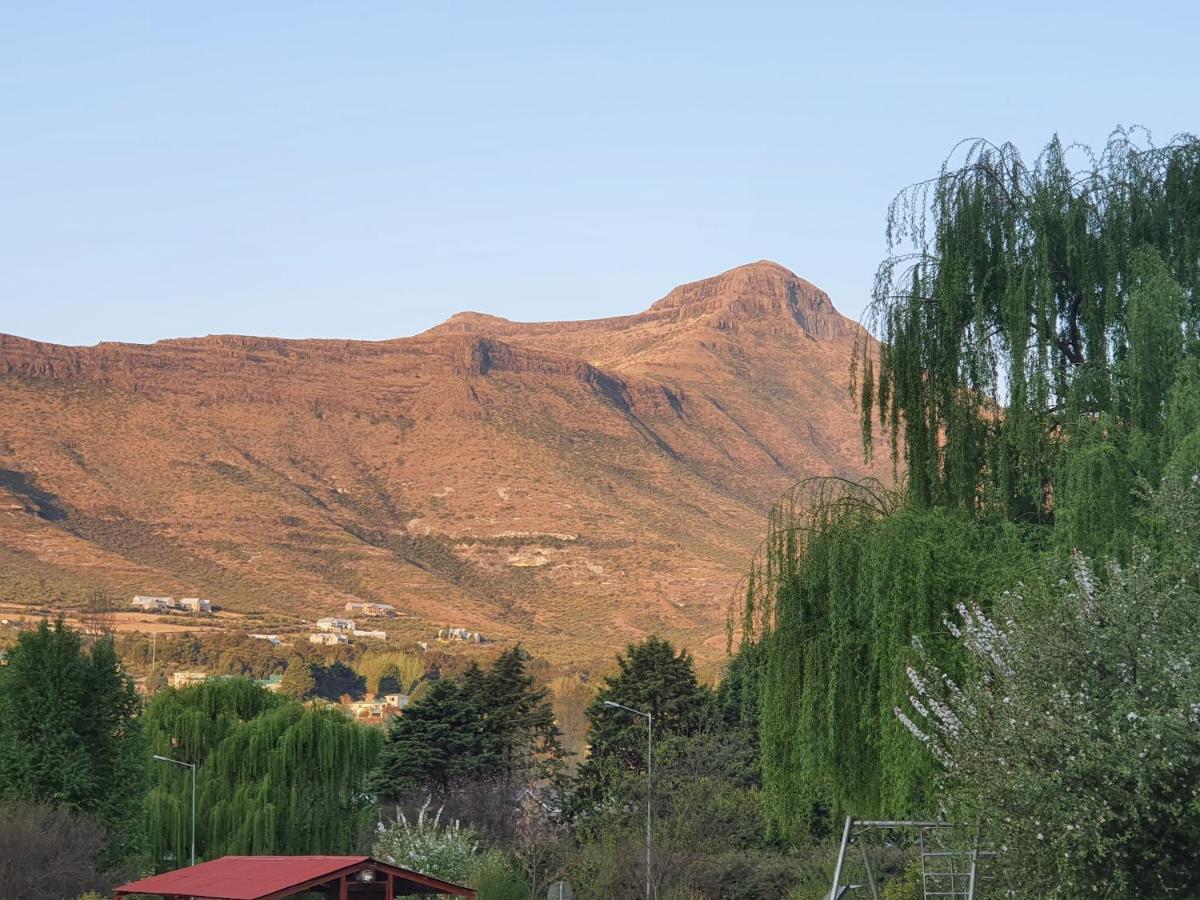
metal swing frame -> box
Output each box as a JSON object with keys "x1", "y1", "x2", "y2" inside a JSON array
[{"x1": 827, "y1": 817, "x2": 1012, "y2": 900}]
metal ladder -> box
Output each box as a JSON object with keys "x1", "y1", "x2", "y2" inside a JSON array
[{"x1": 919, "y1": 826, "x2": 978, "y2": 899}]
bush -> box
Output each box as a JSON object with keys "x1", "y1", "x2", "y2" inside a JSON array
[
  {"x1": 473, "y1": 852, "x2": 530, "y2": 900},
  {"x1": 373, "y1": 797, "x2": 482, "y2": 886},
  {"x1": 0, "y1": 803, "x2": 123, "y2": 899},
  {"x1": 899, "y1": 488, "x2": 1200, "y2": 898}
]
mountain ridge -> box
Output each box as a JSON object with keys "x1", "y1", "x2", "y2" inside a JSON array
[{"x1": 0, "y1": 261, "x2": 880, "y2": 664}]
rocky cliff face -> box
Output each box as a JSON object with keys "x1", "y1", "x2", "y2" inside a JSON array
[{"x1": 0, "y1": 261, "x2": 879, "y2": 664}]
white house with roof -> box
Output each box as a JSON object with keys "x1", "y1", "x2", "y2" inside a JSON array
[
  {"x1": 317, "y1": 617, "x2": 355, "y2": 632},
  {"x1": 309, "y1": 632, "x2": 348, "y2": 646},
  {"x1": 132, "y1": 596, "x2": 176, "y2": 611},
  {"x1": 171, "y1": 671, "x2": 208, "y2": 688},
  {"x1": 179, "y1": 597, "x2": 212, "y2": 613},
  {"x1": 346, "y1": 601, "x2": 397, "y2": 617}
]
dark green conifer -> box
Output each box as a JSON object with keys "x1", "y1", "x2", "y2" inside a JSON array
[{"x1": 0, "y1": 619, "x2": 146, "y2": 866}]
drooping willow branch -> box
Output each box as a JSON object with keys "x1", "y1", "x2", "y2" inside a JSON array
[{"x1": 856, "y1": 127, "x2": 1200, "y2": 515}]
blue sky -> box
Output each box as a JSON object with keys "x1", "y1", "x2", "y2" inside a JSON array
[{"x1": 3, "y1": 2, "x2": 1198, "y2": 345}]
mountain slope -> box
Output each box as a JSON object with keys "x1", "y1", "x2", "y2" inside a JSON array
[{"x1": 0, "y1": 261, "x2": 879, "y2": 663}]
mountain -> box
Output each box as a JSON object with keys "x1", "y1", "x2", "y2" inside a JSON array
[{"x1": 0, "y1": 261, "x2": 880, "y2": 665}]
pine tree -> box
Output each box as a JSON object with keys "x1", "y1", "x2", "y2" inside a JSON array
[
  {"x1": 369, "y1": 648, "x2": 564, "y2": 803},
  {"x1": 370, "y1": 678, "x2": 485, "y2": 801},
  {"x1": 573, "y1": 636, "x2": 713, "y2": 810},
  {"x1": 474, "y1": 646, "x2": 564, "y2": 781},
  {"x1": 279, "y1": 656, "x2": 316, "y2": 699},
  {"x1": 0, "y1": 619, "x2": 146, "y2": 865}
]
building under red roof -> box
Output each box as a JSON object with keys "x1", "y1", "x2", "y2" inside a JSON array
[{"x1": 114, "y1": 855, "x2": 476, "y2": 899}]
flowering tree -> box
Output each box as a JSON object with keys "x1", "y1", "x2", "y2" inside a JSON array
[
  {"x1": 373, "y1": 797, "x2": 483, "y2": 886},
  {"x1": 899, "y1": 525, "x2": 1200, "y2": 896}
]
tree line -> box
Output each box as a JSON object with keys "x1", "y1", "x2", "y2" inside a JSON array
[{"x1": 743, "y1": 128, "x2": 1200, "y2": 897}]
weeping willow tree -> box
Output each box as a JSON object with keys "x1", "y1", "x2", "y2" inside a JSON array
[
  {"x1": 751, "y1": 128, "x2": 1200, "y2": 838},
  {"x1": 144, "y1": 679, "x2": 382, "y2": 866},
  {"x1": 742, "y1": 479, "x2": 1033, "y2": 837},
  {"x1": 856, "y1": 127, "x2": 1200, "y2": 523}
]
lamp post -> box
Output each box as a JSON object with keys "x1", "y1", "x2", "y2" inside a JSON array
[
  {"x1": 604, "y1": 700, "x2": 653, "y2": 900},
  {"x1": 153, "y1": 754, "x2": 196, "y2": 866}
]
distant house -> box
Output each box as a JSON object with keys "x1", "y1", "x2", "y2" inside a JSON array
[
  {"x1": 132, "y1": 596, "x2": 176, "y2": 612},
  {"x1": 179, "y1": 597, "x2": 212, "y2": 613},
  {"x1": 347, "y1": 696, "x2": 404, "y2": 724},
  {"x1": 309, "y1": 632, "x2": 348, "y2": 646},
  {"x1": 346, "y1": 601, "x2": 397, "y2": 617},
  {"x1": 171, "y1": 671, "x2": 208, "y2": 689},
  {"x1": 316, "y1": 617, "x2": 355, "y2": 632},
  {"x1": 249, "y1": 633, "x2": 282, "y2": 646},
  {"x1": 438, "y1": 626, "x2": 487, "y2": 644},
  {"x1": 381, "y1": 693, "x2": 410, "y2": 709},
  {"x1": 351, "y1": 628, "x2": 387, "y2": 641}
]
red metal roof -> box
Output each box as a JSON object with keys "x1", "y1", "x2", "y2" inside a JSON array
[{"x1": 114, "y1": 855, "x2": 476, "y2": 899}]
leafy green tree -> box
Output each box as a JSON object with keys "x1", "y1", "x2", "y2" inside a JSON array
[
  {"x1": 748, "y1": 129, "x2": 1200, "y2": 840},
  {"x1": 898, "y1": 502, "x2": 1200, "y2": 897},
  {"x1": 360, "y1": 651, "x2": 424, "y2": 696},
  {"x1": 311, "y1": 660, "x2": 366, "y2": 701},
  {"x1": 744, "y1": 478, "x2": 1032, "y2": 836},
  {"x1": 0, "y1": 620, "x2": 146, "y2": 866},
  {"x1": 279, "y1": 656, "x2": 316, "y2": 699},
  {"x1": 859, "y1": 129, "x2": 1200, "y2": 516},
  {"x1": 143, "y1": 678, "x2": 380, "y2": 863}
]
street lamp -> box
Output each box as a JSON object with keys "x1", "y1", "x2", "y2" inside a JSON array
[
  {"x1": 604, "y1": 700, "x2": 653, "y2": 900},
  {"x1": 153, "y1": 754, "x2": 196, "y2": 866}
]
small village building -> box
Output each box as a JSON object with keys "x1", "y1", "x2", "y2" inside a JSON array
[
  {"x1": 381, "y1": 693, "x2": 410, "y2": 709},
  {"x1": 317, "y1": 617, "x2": 356, "y2": 632},
  {"x1": 309, "y1": 632, "x2": 349, "y2": 646},
  {"x1": 346, "y1": 601, "x2": 397, "y2": 617},
  {"x1": 132, "y1": 595, "x2": 176, "y2": 611},
  {"x1": 438, "y1": 626, "x2": 486, "y2": 644},
  {"x1": 180, "y1": 596, "x2": 212, "y2": 613},
  {"x1": 172, "y1": 671, "x2": 209, "y2": 689},
  {"x1": 114, "y1": 854, "x2": 476, "y2": 899},
  {"x1": 347, "y1": 695, "x2": 404, "y2": 725}
]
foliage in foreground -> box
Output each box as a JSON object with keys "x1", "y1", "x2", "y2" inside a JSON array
[
  {"x1": 0, "y1": 620, "x2": 145, "y2": 867},
  {"x1": 0, "y1": 802, "x2": 126, "y2": 900},
  {"x1": 373, "y1": 797, "x2": 483, "y2": 885},
  {"x1": 746, "y1": 478, "x2": 1034, "y2": 835},
  {"x1": 859, "y1": 128, "x2": 1200, "y2": 520},
  {"x1": 899, "y1": 488, "x2": 1200, "y2": 897}
]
